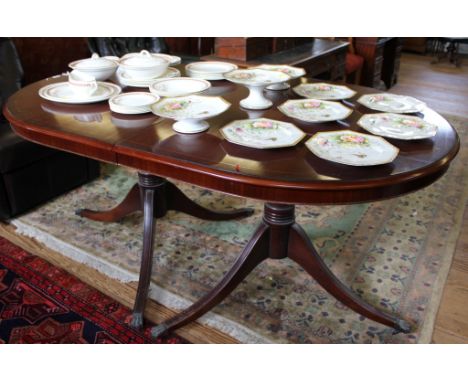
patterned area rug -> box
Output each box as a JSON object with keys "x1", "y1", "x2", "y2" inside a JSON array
[
  {"x1": 0, "y1": 237, "x2": 187, "y2": 344},
  {"x1": 10, "y1": 115, "x2": 467, "y2": 344}
]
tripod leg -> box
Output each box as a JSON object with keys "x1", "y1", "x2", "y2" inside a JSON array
[
  {"x1": 287, "y1": 223, "x2": 411, "y2": 333},
  {"x1": 130, "y1": 175, "x2": 162, "y2": 329},
  {"x1": 165, "y1": 182, "x2": 254, "y2": 221},
  {"x1": 151, "y1": 223, "x2": 270, "y2": 338},
  {"x1": 76, "y1": 183, "x2": 141, "y2": 222}
]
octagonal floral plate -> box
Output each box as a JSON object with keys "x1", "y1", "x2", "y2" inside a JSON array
[
  {"x1": 278, "y1": 99, "x2": 352, "y2": 122},
  {"x1": 305, "y1": 130, "x2": 399, "y2": 166},
  {"x1": 254, "y1": 64, "x2": 306, "y2": 79},
  {"x1": 150, "y1": 95, "x2": 230, "y2": 134},
  {"x1": 221, "y1": 118, "x2": 306, "y2": 149},
  {"x1": 224, "y1": 68, "x2": 290, "y2": 86},
  {"x1": 293, "y1": 83, "x2": 356, "y2": 100},
  {"x1": 358, "y1": 113, "x2": 438, "y2": 140},
  {"x1": 357, "y1": 93, "x2": 426, "y2": 113}
]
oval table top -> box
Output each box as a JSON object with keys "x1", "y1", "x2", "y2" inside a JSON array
[{"x1": 4, "y1": 72, "x2": 460, "y2": 204}]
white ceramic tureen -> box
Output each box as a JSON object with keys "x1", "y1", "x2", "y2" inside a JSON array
[
  {"x1": 68, "y1": 53, "x2": 118, "y2": 81},
  {"x1": 118, "y1": 50, "x2": 169, "y2": 79}
]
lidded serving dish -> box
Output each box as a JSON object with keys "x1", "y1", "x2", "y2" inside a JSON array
[
  {"x1": 121, "y1": 51, "x2": 181, "y2": 65},
  {"x1": 118, "y1": 50, "x2": 169, "y2": 79},
  {"x1": 68, "y1": 53, "x2": 118, "y2": 81}
]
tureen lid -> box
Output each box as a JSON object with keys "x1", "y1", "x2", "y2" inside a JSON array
[
  {"x1": 120, "y1": 50, "x2": 167, "y2": 67},
  {"x1": 70, "y1": 53, "x2": 117, "y2": 69}
]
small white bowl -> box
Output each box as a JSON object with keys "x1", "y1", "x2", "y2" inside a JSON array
[
  {"x1": 69, "y1": 53, "x2": 118, "y2": 81},
  {"x1": 119, "y1": 50, "x2": 169, "y2": 80},
  {"x1": 109, "y1": 92, "x2": 160, "y2": 114},
  {"x1": 149, "y1": 77, "x2": 211, "y2": 98}
]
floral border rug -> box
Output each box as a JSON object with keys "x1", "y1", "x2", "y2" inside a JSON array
[{"x1": 10, "y1": 115, "x2": 468, "y2": 343}]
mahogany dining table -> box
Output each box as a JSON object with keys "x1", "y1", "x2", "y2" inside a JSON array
[{"x1": 3, "y1": 67, "x2": 459, "y2": 339}]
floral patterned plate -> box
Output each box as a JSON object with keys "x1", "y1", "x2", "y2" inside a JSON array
[
  {"x1": 150, "y1": 95, "x2": 230, "y2": 134},
  {"x1": 254, "y1": 64, "x2": 306, "y2": 90},
  {"x1": 358, "y1": 113, "x2": 438, "y2": 140},
  {"x1": 305, "y1": 130, "x2": 399, "y2": 166},
  {"x1": 221, "y1": 118, "x2": 305, "y2": 149},
  {"x1": 225, "y1": 69, "x2": 290, "y2": 109},
  {"x1": 224, "y1": 68, "x2": 289, "y2": 86},
  {"x1": 293, "y1": 83, "x2": 356, "y2": 100},
  {"x1": 278, "y1": 99, "x2": 352, "y2": 122},
  {"x1": 358, "y1": 93, "x2": 426, "y2": 113}
]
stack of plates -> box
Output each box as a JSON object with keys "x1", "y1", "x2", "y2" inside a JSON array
[
  {"x1": 186, "y1": 61, "x2": 238, "y2": 80},
  {"x1": 109, "y1": 92, "x2": 160, "y2": 114}
]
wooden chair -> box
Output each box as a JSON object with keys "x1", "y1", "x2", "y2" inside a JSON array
[
  {"x1": 324, "y1": 37, "x2": 363, "y2": 84},
  {"x1": 344, "y1": 38, "x2": 364, "y2": 84}
]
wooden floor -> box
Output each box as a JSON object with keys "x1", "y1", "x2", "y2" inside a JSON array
[
  {"x1": 392, "y1": 53, "x2": 468, "y2": 343},
  {"x1": 0, "y1": 53, "x2": 467, "y2": 343},
  {"x1": 391, "y1": 53, "x2": 468, "y2": 117}
]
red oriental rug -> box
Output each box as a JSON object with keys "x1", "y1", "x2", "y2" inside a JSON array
[{"x1": 0, "y1": 237, "x2": 188, "y2": 344}]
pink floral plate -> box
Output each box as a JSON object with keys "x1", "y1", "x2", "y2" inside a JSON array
[
  {"x1": 254, "y1": 65, "x2": 306, "y2": 91},
  {"x1": 358, "y1": 93, "x2": 426, "y2": 113},
  {"x1": 358, "y1": 113, "x2": 438, "y2": 140},
  {"x1": 305, "y1": 130, "x2": 399, "y2": 166},
  {"x1": 293, "y1": 83, "x2": 356, "y2": 100},
  {"x1": 221, "y1": 118, "x2": 305, "y2": 149},
  {"x1": 150, "y1": 95, "x2": 230, "y2": 134},
  {"x1": 278, "y1": 99, "x2": 352, "y2": 122}
]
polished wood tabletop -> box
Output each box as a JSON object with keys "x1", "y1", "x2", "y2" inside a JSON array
[{"x1": 4, "y1": 71, "x2": 460, "y2": 205}]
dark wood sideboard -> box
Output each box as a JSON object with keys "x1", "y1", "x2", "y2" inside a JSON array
[{"x1": 202, "y1": 38, "x2": 349, "y2": 81}]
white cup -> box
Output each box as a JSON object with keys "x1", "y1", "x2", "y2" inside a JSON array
[{"x1": 68, "y1": 70, "x2": 98, "y2": 97}]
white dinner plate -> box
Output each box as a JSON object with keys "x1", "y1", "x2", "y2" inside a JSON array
[
  {"x1": 109, "y1": 92, "x2": 160, "y2": 114},
  {"x1": 39, "y1": 82, "x2": 121, "y2": 104},
  {"x1": 118, "y1": 67, "x2": 181, "y2": 87}
]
